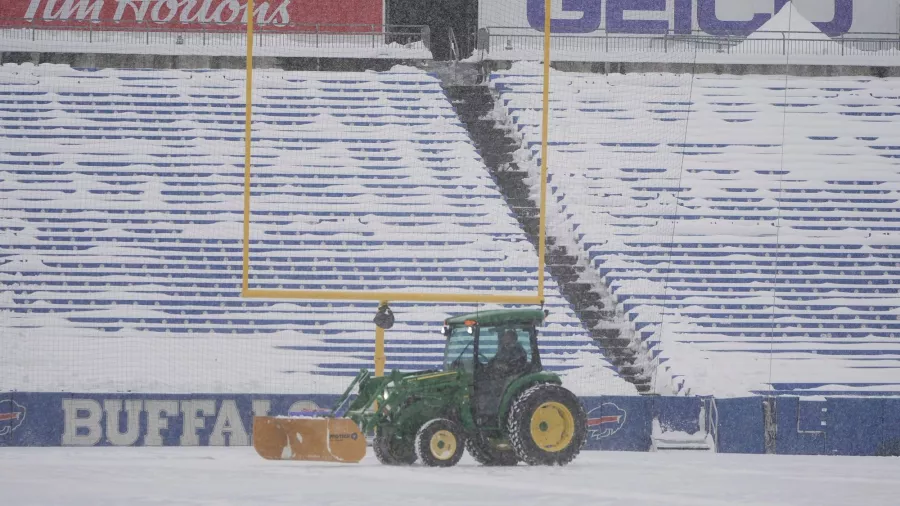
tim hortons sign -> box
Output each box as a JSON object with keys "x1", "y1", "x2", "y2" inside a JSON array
[{"x1": 0, "y1": 0, "x2": 384, "y2": 30}]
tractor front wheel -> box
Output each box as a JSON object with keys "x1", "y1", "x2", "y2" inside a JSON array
[
  {"x1": 373, "y1": 428, "x2": 417, "y2": 465},
  {"x1": 506, "y1": 384, "x2": 587, "y2": 466},
  {"x1": 415, "y1": 419, "x2": 466, "y2": 467}
]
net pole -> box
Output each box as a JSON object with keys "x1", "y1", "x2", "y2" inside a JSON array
[
  {"x1": 242, "y1": 0, "x2": 256, "y2": 295},
  {"x1": 537, "y1": 0, "x2": 552, "y2": 303}
]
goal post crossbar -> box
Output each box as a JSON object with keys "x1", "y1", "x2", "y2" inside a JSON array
[{"x1": 240, "y1": 0, "x2": 553, "y2": 307}]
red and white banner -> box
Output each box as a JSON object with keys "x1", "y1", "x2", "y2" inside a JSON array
[{"x1": 0, "y1": 0, "x2": 384, "y2": 31}]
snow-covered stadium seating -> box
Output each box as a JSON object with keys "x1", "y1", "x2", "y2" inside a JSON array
[
  {"x1": 492, "y1": 64, "x2": 900, "y2": 397},
  {"x1": 0, "y1": 63, "x2": 635, "y2": 396}
]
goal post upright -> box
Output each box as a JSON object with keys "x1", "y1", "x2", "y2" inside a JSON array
[
  {"x1": 537, "y1": 0, "x2": 551, "y2": 303},
  {"x1": 242, "y1": 0, "x2": 256, "y2": 296}
]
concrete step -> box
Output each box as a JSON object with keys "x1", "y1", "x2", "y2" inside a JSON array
[
  {"x1": 501, "y1": 188, "x2": 533, "y2": 201},
  {"x1": 577, "y1": 308, "x2": 607, "y2": 322},
  {"x1": 547, "y1": 266, "x2": 582, "y2": 284},
  {"x1": 603, "y1": 347, "x2": 636, "y2": 363},
  {"x1": 483, "y1": 153, "x2": 515, "y2": 166},
  {"x1": 546, "y1": 252, "x2": 577, "y2": 265}
]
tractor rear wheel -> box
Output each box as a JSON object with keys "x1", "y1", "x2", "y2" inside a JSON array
[
  {"x1": 506, "y1": 384, "x2": 587, "y2": 466},
  {"x1": 415, "y1": 418, "x2": 466, "y2": 467},
  {"x1": 466, "y1": 433, "x2": 519, "y2": 466},
  {"x1": 373, "y1": 428, "x2": 417, "y2": 465}
]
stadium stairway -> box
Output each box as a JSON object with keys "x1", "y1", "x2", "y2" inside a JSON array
[{"x1": 444, "y1": 84, "x2": 652, "y2": 393}]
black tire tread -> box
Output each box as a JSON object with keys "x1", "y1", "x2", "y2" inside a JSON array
[
  {"x1": 373, "y1": 428, "x2": 417, "y2": 466},
  {"x1": 465, "y1": 433, "x2": 519, "y2": 466},
  {"x1": 415, "y1": 418, "x2": 466, "y2": 467},
  {"x1": 506, "y1": 383, "x2": 587, "y2": 466}
]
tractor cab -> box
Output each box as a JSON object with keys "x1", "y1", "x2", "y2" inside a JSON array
[{"x1": 442, "y1": 309, "x2": 546, "y2": 424}]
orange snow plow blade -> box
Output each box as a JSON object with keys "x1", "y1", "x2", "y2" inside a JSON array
[{"x1": 252, "y1": 417, "x2": 366, "y2": 463}]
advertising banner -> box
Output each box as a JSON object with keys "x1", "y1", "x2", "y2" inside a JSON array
[
  {"x1": 480, "y1": 0, "x2": 896, "y2": 38},
  {"x1": 0, "y1": 393, "x2": 340, "y2": 447},
  {"x1": 4, "y1": 391, "x2": 893, "y2": 455},
  {"x1": 582, "y1": 395, "x2": 653, "y2": 451},
  {"x1": 0, "y1": 392, "x2": 658, "y2": 449},
  {"x1": 0, "y1": 0, "x2": 385, "y2": 31}
]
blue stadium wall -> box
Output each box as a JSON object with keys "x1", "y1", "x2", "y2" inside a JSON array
[{"x1": 2, "y1": 393, "x2": 899, "y2": 456}]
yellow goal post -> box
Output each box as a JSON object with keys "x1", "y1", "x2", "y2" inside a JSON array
[{"x1": 239, "y1": 0, "x2": 554, "y2": 372}]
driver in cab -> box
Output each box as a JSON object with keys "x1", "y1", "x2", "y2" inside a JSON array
[{"x1": 487, "y1": 328, "x2": 528, "y2": 378}]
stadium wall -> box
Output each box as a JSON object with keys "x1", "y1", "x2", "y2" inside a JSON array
[{"x1": 3, "y1": 393, "x2": 899, "y2": 456}]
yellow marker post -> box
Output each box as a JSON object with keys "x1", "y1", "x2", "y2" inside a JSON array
[
  {"x1": 375, "y1": 301, "x2": 387, "y2": 378},
  {"x1": 537, "y1": 0, "x2": 552, "y2": 304},
  {"x1": 242, "y1": 0, "x2": 256, "y2": 296}
]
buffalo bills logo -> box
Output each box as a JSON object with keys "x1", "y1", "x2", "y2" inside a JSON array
[
  {"x1": 0, "y1": 399, "x2": 26, "y2": 436},
  {"x1": 586, "y1": 402, "x2": 626, "y2": 439}
]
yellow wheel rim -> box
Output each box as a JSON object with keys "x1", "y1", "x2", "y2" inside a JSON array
[
  {"x1": 530, "y1": 401, "x2": 575, "y2": 452},
  {"x1": 429, "y1": 429, "x2": 457, "y2": 460}
]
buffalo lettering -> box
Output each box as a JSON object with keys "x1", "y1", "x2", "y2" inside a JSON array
[{"x1": 61, "y1": 398, "x2": 273, "y2": 446}]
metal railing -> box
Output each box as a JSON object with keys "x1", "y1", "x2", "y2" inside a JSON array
[
  {"x1": 478, "y1": 27, "x2": 900, "y2": 58},
  {"x1": 448, "y1": 26, "x2": 460, "y2": 61},
  {"x1": 0, "y1": 19, "x2": 431, "y2": 52}
]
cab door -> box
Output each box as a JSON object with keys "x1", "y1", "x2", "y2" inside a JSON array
[{"x1": 472, "y1": 325, "x2": 537, "y2": 425}]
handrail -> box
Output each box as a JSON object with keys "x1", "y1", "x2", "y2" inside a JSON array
[
  {"x1": 481, "y1": 26, "x2": 900, "y2": 37},
  {"x1": 0, "y1": 20, "x2": 432, "y2": 53},
  {"x1": 0, "y1": 19, "x2": 428, "y2": 33},
  {"x1": 0, "y1": 18, "x2": 426, "y2": 29},
  {"x1": 448, "y1": 26, "x2": 460, "y2": 61},
  {"x1": 477, "y1": 27, "x2": 900, "y2": 57}
]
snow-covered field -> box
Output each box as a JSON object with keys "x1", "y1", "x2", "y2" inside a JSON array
[
  {"x1": 492, "y1": 62, "x2": 900, "y2": 398},
  {"x1": 0, "y1": 63, "x2": 634, "y2": 396},
  {"x1": 0, "y1": 447, "x2": 897, "y2": 506}
]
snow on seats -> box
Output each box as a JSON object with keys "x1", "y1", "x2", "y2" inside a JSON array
[
  {"x1": 492, "y1": 63, "x2": 900, "y2": 397},
  {"x1": 0, "y1": 63, "x2": 635, "y2": 396}
]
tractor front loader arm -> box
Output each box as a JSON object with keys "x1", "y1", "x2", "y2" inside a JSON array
[{"x1": 330, "y1": 368, "x2": 372, "y2": 417}]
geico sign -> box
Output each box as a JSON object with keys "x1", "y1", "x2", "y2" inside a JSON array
[
  {"x1": 22, "y1": 0, "x2": 291, "y2": 24},
  {"x1": 61, "y1": 398, "x2": 276, "y2": 446},
  {"x1": 525, "y1": 0, "x2": 854, "y2": 37}
]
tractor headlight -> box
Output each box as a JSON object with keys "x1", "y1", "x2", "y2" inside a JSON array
[{"x1": 381, "y1": 381, "x2": 394, "y2": 400}]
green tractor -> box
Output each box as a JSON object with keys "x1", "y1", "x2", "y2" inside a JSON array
[{"x1": 333, "y1": 308, "x2": 588, "y2": 467}]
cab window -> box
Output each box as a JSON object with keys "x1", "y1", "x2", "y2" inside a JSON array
[
  {"x1": 477, "y1": 325, "x2": 532, "y2": 365},
  {"x1": 444, "y1": 325, "x2": 475, "y2": 372}
]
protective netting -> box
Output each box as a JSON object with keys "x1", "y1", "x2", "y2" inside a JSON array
[
  {"x1": 0, "y1": 2, "x2": 636, "y2": 397},
  {"x1": 3, "y1": 1, "x2": 898, "y2": 400}
]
